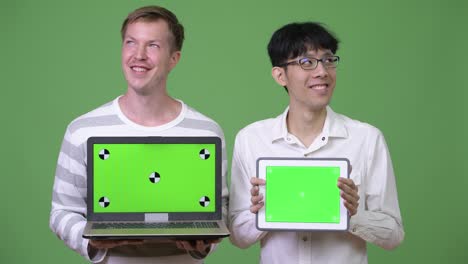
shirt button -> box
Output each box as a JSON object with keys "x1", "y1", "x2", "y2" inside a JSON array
[
  {"x1": 321, "y1": 137, "x2": 326, "y2": 141},
  {"x1": 302, "y1": 236, "x2": 308, "y2": 242},
  {"x1": 286, "y1": 137, "x2": 291, "y2": 141}
]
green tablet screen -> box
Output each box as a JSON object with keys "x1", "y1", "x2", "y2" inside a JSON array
[
  {"x1": 265, "y1": 166, "x2": 341, "y2": 223},
  {"x1": 93, "y1": 143, "x2": 216, "y2": 213}
]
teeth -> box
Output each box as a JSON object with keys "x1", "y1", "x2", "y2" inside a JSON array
[
  {"x1": 132, "y1": 67, "x2": 147, "y2": 72},
  {"x1": 310, "y1": 85, "x2": 327, "y2": 90}
]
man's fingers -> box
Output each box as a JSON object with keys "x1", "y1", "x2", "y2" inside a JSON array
[
  {"x1": 89, "y1": 240, "x2": 106, "y2": 249},
  {"x1": 205, "y1": 238, "x2": 221, "y2": 244},
  {"x1": 176, "y1": 240, "x2": 210, "y2": 253},
  {"x1": 250, "y1": 185, "x2": 259, "y2": 196},
  {"x1": 250, "y1": 202, "x2": 264, "y2": 213},
  {"x1": 339, "y1": 185, "x2": 360, "y2": 201},
  {"x1": 250, "y1": 193, "x2": 263, "y2": 204},
  {"x1": 338, "y1": 178, "x2": 358, "y2": 193},
  {"x1": 176, "y1": 240, "x2": 192, "y2": 251},
  {"x1": 180, "y1": 241, "x2": 194, "y2": 251},
  {"x1": 90, "y1": 239, "x2": 144, "y2": 249},
  {"x1": 344, "y1": 201, "x2": 357, "y2": 216},
  {"x1": 175, "y1": 241, "x2": 183, "y2": 250},
  {"x1": 249, "y1": 177, "x2": 266, "y2": 214},
  {"x1": 340, "y1": 191, "x2": 359, "y2": 206},
  {"x1": 124, "y1": 239, "x2": 144, "y2": 245},
  {"x1": 338, "y1": 178, "x2": 359, "y2": 216},
  {"x1": 250, "y1": 177, "x2": 265, "y2": 186}
]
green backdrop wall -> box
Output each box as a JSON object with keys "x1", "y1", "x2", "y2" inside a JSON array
[{"x1": 1, "y1": 0, "x2": 467, "y2": 263}]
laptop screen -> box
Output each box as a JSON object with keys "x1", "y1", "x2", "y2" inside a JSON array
[{"x1": 87, "y1": 137, "x2": 221, "y2": 220}]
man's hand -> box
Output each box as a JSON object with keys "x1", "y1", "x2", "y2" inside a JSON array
[
  {"x1": 175, "y1": 239, "x2": 221, "y2": 255},
  {"x1": 337, "y1": 177, "x2": 360, "y2": 216},
  {"x1": 250, "y1": 177, "x2": 266, "y2": 213},
  {"x1": 89, "y1": 239, "x2": 145, "y2": 249}
]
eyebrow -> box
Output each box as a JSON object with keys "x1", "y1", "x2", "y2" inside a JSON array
[
  {"x1": 303, "y1": 51, "x2": 334, "y2": 57},
  {"x1": 123, "y1": 36, "x2": 163, "y2": 43}
]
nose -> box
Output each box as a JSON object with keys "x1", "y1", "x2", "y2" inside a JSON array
[
  {"x1": 312, "y1": 61, "x2": 328, "y2": 78},
  {"x1": 135, "y1": 45, "x2": 147, "y2": 60}
]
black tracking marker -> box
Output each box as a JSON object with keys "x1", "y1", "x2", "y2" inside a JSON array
[
  {"x1": 99, "y1": 197, "x2": 110, "y2": 208},
  {"x1": 98, "y1": 149, "x2": 110, "y2": 160},
  {"x1": 149, "y1": 172, "x2": 161, "y2": 183},
  {"x1": 199, "y1": 196, "x2": 210, "y2": 207},
  {"x1": 199, "y1": 149, "x2": 210, "y2": 160}
]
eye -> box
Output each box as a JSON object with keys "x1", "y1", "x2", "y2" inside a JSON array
[
  {"x1": 149, "y1": 43, "x2": 160, "y2": 48},
  {"x1": 299, "y1": 58, "x2": 314, "y2": 66},
  {"x1": 324, "y1": 56, "x2": 337, "y2": 63},
  {"x1": 125, "y1": 40, "x2": 135, "y2": 46}
]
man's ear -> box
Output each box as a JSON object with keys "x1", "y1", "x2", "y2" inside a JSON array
[
  {"x1": 169, "y1": 51, "x2": 181, "y2": 70},
  {"x1": 271, "y1": 66, "x2": 287, "y2": 86}
]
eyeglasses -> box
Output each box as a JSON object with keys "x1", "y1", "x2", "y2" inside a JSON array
[{"x1": 278, "y1": 55, "x2": 340, "y2": 70}]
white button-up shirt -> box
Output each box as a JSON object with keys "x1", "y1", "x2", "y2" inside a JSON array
[{"x1": 228, "y1": 106, "x2": 404, "y2": 264}]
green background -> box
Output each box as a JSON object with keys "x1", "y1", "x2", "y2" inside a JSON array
[
  {"x1": 1, "y1": 0, "x2": 467, "y2": 263},
  {"x1": 93, "y1": 144, "x2": 216, "y2": 212},
  {"x1": 265, "y1": 166, "x2": 340, "y2": 223}
]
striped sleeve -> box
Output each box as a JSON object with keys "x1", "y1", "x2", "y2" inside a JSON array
[{"x1": 49, "y1": 127, "x2": 107, "y2": 262}]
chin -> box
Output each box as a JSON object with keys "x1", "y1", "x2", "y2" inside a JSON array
[
  {"x1": 307, "y1": 100, "x2": 330, "y2": 111},
  {"x1": 127, "y1": 83, "x2": 149, "y2": 93}
]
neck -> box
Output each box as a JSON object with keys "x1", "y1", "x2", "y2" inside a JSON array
[
  {"x1": 287, "y1": 104, "x2": 327, "y2": 147},
  {"x1": 119, "y1": 88, "x2": 181, "y2": 127}
]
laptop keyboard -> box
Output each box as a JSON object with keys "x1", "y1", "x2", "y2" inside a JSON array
[{"x1": 93, "y1": 222, "x2": 219, "y2": 229}]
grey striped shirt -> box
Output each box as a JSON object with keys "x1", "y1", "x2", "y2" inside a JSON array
[{"x1": 49, "y1": 97, "x2": 228, "y2": 263}]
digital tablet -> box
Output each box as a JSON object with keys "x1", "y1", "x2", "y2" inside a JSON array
[{"x1": 256, "y1": 158, "x2": 350, "y2": 231}]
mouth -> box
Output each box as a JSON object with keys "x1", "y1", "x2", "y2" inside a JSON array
[
  {"x1": 308, "y1": 84, "x2": 328, "y2": 90},
  {"x1": 130, "y1": 66, "x2": 150, "y2": 73}
]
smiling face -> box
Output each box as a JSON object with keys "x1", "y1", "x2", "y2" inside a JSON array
[
  {"x1": 121, "y1": 20, "x2": 180, "y2": 95},
  {"x1": 272, "y1": 49, "x2": 337, "y2": 112}
]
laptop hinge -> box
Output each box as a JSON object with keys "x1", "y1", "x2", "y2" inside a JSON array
[{"x1": 145, "y1": 213, "x2": 168, "y2": 222}]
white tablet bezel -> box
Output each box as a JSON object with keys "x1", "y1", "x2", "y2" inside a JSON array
[{"x1": 256, "y1": 157, "x2": 350, "y2": 231}]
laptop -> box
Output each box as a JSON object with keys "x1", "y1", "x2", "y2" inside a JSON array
[{"x1": 82, "y1": 136, "x2": 230, "y2": 240}]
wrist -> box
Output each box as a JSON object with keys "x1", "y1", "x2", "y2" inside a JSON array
[{"x1": 87, "y1": 242, "x2": 99, "y2": 259}]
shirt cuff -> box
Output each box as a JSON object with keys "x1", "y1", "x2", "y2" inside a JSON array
[
  {"x1": 188, "y1": 242, "x2": 216, "y2": 260},
  {"x1": 188, "y1": 248, "x2": 210, "y2": 260},
  {"x1": 348, "y1": 212, "x2": 375, "y2": 242},
  {"x1": 85, "y1": 240, "x2": 107, "y2": 263}
]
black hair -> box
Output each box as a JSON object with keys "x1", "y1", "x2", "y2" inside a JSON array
[{"x1": 267, "y1": 22, "x2": 339, "y2": 67}]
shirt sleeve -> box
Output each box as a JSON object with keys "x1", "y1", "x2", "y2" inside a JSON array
[
  {"x1": 49, "y1": 129, "x2": 107, "y2": 263},
  {"x1": 349, "y1": 130, "x2": 405, "y2": 250},
  {"x1": 228, "y1": 132, "x2": 267, "y2": 249},
  {"x1": 221, "y1": 133, "x2": 229, "y2": 225}
]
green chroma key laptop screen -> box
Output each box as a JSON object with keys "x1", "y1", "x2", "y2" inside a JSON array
[
  {"x1": 265, "y1": 166, "x2": 341, "y2": 223},
  {"x1": 93, "y1": 143, "x2": 216, "y2": 213}
]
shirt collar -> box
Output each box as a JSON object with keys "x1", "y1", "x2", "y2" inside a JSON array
[{"x1": 271, "y1": 105, "x2": 348, "y2": 143}]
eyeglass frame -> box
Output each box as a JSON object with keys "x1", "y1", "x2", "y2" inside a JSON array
[{"x1": 277, "y1": 55, "x2": 340, "y2": 70}]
